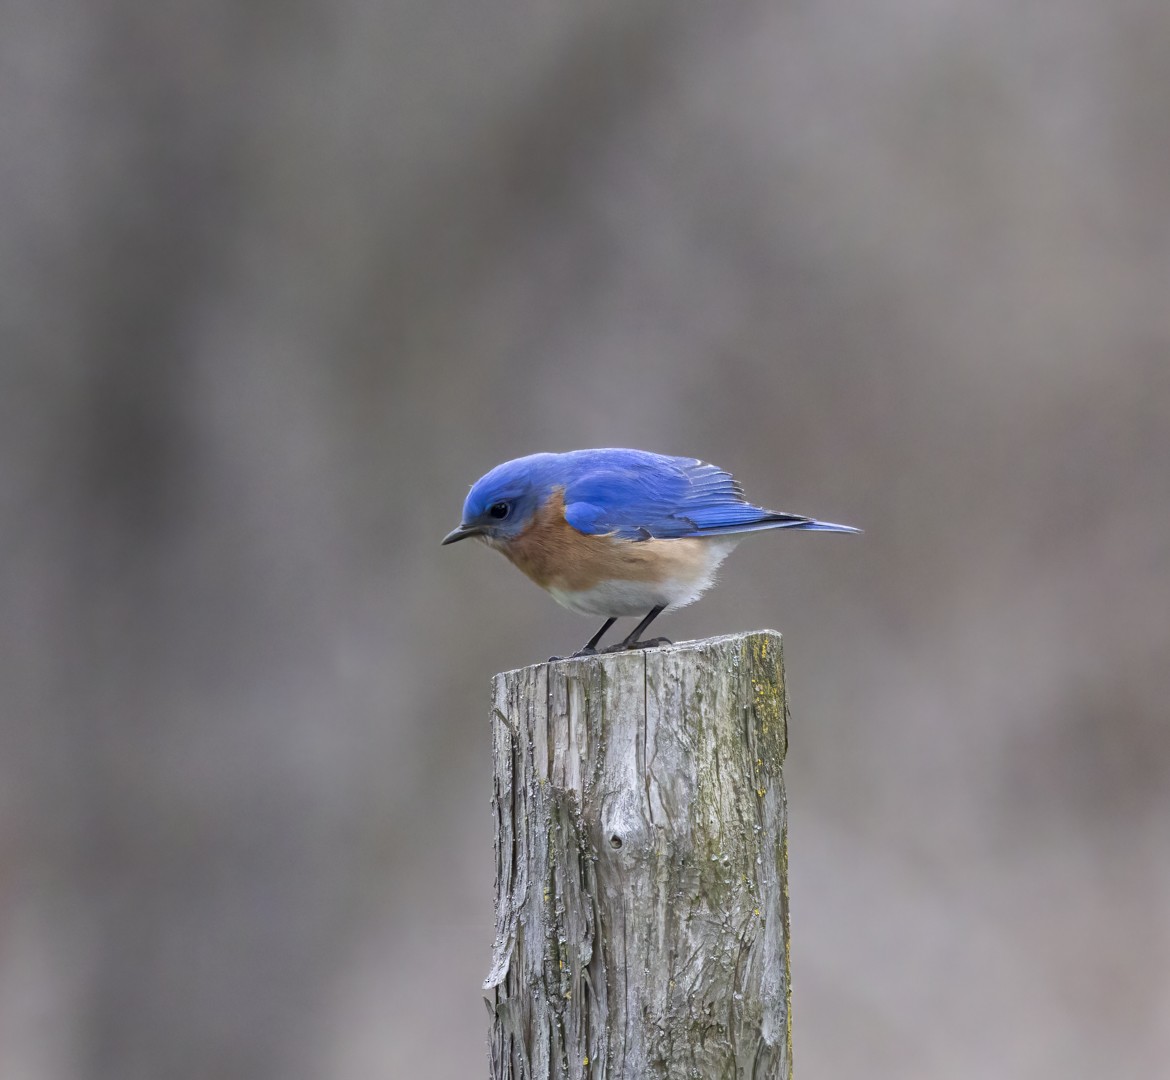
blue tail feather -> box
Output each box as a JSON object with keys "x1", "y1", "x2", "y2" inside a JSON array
[
  {"x1": 684, "y1": 514, "x2": 861, "y2": 538},
  {"x1": 792, "y1": 519, "x2": 861, "y2": 534}
]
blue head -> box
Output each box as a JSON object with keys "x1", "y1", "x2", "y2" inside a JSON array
[{"x1": 441, "y1": 453, "x2": 561, "y2": 546}]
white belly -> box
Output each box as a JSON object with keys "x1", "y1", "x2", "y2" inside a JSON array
[{"x1": 546, "y1": 538, "x2": 739, "y2": 617}]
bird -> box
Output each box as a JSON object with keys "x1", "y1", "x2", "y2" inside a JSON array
[{"x1": 442, "y1": 448, "x2": 858, "y2": 658}]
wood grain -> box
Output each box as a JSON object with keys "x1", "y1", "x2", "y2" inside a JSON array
[{"x1": 486, "y1": 631, "x2": 791, "y2": 1079}]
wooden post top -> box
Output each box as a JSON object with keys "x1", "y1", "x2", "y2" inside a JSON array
[{"x1": 494, "y1": 628, "x2": 784, "y2": 677}]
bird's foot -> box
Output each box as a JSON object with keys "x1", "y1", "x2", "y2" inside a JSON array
[
  {"x1": 547, "y1": 646, "x2": 599, "y2": 662},
  {"x1": 628, "y1": 636, "x2": 673, "y2": 651},
  {"x1": 552, "y1": 638, "x2": 673, "y2": 660}
]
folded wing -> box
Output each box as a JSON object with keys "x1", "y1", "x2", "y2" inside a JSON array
[{"x1": 559, "y1": 449, "x2": 858, "y2": 539}]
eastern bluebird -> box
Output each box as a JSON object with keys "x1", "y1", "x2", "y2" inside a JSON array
[{"x1": 442, "y1": 448, "x2": 858, "y2": 657}]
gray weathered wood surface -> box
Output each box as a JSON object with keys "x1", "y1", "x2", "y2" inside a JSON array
[{"x1": 485, "y1": 631, "x2": 791, "y2": 1079}]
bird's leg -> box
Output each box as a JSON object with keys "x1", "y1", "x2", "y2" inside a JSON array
[
  {"x1": 575, "y1": 617, "x2": 617, "y2": 656},
  {"x1": 602, "y1": 606, "x2": 671, "y2": 652},
  {"x1": 623, "y1": 606, "x2": 665, "y2": 646},
  {"x1": 549, "y1": 617, "x2": 616, "y2": 662}
]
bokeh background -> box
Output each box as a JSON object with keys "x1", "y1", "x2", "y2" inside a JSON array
[{"x1": 3, "y1": 1, "x2": 1169, "y2": 1077}]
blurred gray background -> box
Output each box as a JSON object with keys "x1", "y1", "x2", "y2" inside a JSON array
[{"x1": 3, "y1": 1, "x2": 1168, "y2": 1077}]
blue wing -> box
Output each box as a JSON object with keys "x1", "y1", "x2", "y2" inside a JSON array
[{"x1": 556, "y1": 449, "x2": 859, "y2": 539}]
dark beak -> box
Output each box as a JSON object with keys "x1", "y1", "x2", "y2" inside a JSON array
[{"x1": 441, "y1": 523, "x2": 485, "y2": 545}]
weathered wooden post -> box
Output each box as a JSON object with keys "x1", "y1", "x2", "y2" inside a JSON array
[{"x1": 485, "y1": 631, "x2": 792, "y2": 1079}]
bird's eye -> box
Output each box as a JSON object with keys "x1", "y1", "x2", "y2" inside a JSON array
[{"x1": 489, "y1": 501, "x2": 510, "y2": 520}]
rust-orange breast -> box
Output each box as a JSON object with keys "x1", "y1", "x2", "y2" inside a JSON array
[{"x1": 497, "y1": 489, "x2": 706, "y2": 592}]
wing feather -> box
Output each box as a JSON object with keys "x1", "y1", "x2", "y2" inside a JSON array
[{"x1": 557, "y1": 449, "x2": 857, "y2": 539}]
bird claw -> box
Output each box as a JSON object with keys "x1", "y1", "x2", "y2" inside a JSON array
[
  {"x1": 548, "y1": 646, "x2": 599, "y2": 662},
  {"x1": 628, "y1": 636, "x2": 673, "y2": 651}
]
